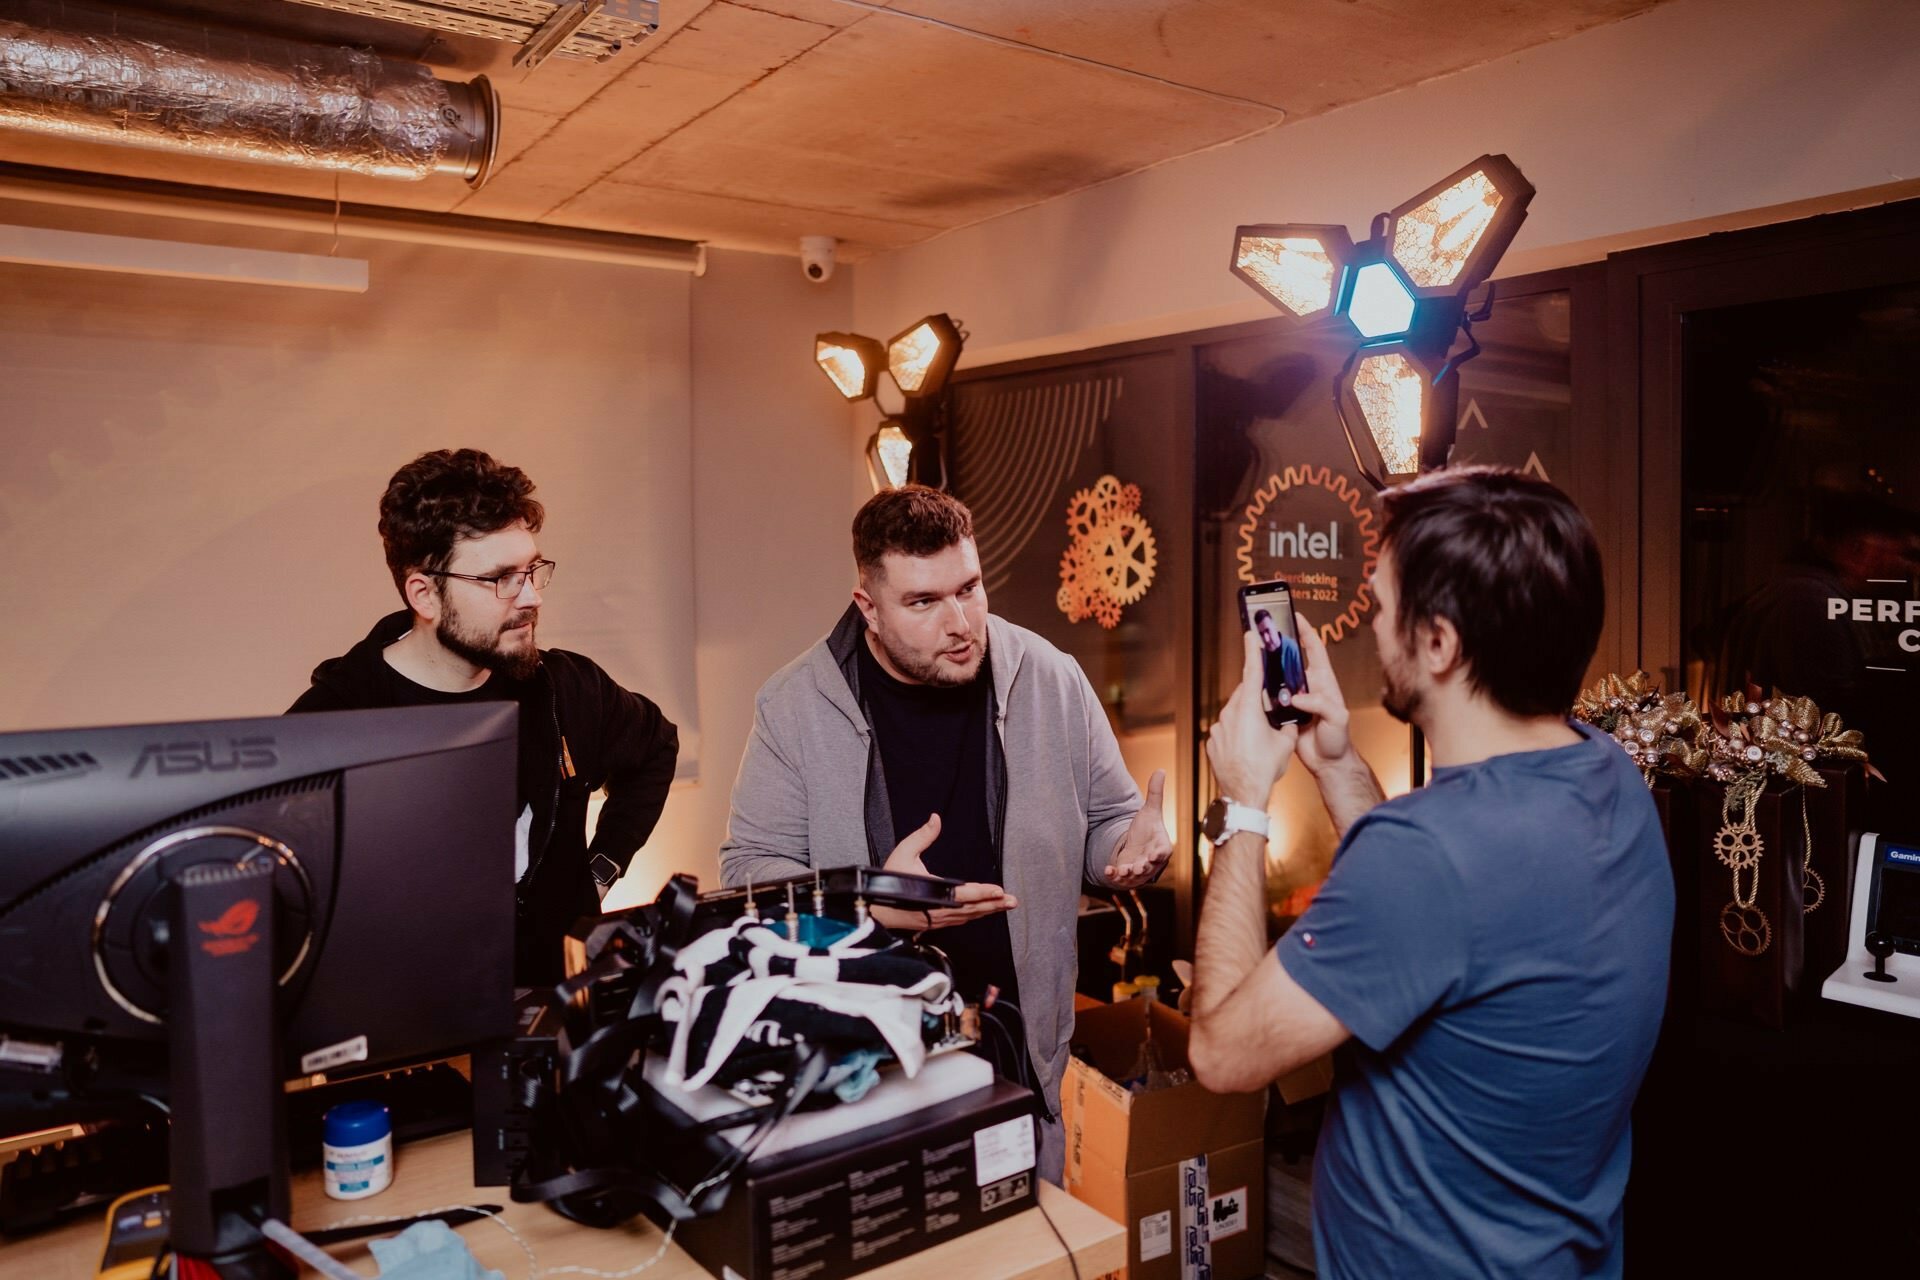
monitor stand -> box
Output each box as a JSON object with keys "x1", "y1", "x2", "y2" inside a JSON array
[
  {"x1": 1822, "y1": 832, "x2": 1920, "y2": 1019},
  {"x1": 167, "y1": 859, "x2": 292, "y2": 1279}
]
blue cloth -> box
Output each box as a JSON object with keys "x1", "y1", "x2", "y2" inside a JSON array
[
  {"x1": 369, "y1": 1220, "x2": 504, "y2": 1280},
  {"x1": 1277, "y1": 723, "x2": 1673, "y2": 1280}
]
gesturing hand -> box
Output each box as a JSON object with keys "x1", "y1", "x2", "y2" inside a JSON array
[
  {"x1": 1104, "y1": 770, "x2": 1172, "y2": 888},
  {"x1": 872, "y1": 813, "x2": 1019, "y2": 932}
]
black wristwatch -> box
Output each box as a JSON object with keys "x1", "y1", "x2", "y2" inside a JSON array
[{"x1": 589, "y1": 853, "x2": 622, "y2": 888}]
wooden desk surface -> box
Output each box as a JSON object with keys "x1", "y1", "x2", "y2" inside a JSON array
[{"x1": 3, "y1": 1131, "x2": 1124, "y2": 1280}]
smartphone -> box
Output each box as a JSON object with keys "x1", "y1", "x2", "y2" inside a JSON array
[{"x1": 1239, "y1": 579, "x2": 1311, "y2": 728}]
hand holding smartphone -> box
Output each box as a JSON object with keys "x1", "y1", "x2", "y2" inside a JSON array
[{"x1": 1238, "y1": 579, "x2": 1311, "y2": 729}]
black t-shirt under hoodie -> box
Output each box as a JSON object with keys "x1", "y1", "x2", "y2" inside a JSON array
[{"x1": 855, "y1": 636, "x2": 1021, "y2": 1012}]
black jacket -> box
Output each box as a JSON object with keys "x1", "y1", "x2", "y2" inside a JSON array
[{"x1": 288, "y1": 611, "x2": 678, "y2": 984}]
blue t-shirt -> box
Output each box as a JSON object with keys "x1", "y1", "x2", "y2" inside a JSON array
[{"x1": 1277, "y1": 722, "x2": 1673, "y2": 1279}]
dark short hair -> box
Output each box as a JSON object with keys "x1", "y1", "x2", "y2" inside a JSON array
[
  {"x1": 1380, "y1": 466, "x2": 1604, "y2": 717},
  {"x1": 852, "y1": 485, "x2": 974, "y2": 576},
  {"x1": 379, "y1": 449, "x2": 545, "y2": 600}
]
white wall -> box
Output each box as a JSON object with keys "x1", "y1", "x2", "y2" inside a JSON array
[
  {"x1": 611, "y1": 248, "x2": 867, "y2": 903},
  {"x1": 0, "y1": 200, "x2": 700, "y2": 771},
  {"x1": 852, "y1": 0, "x2": 1920, "y2": 364}
]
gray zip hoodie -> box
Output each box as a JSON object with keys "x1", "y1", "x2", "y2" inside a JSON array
[{"x1": 720, "y1": 605, "x2": 1148, "y2": 1180}]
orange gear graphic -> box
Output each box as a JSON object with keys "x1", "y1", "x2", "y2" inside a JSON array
[
  {"x1": 1065, "y1": 489, "x2": 1104, "y2": 544},
  {"x1": 1089, "y1": 514, "x2": 1158, "y2": 606},
  {"x1": 1058, "y1": 473, "x2": 1158, "y2": 627},
  {"x1": 1233, "y1": 465, "x2": 1381, "y2": 643},
  {"x1": 1057, "y1": 541, "x2": 1103, "y2": 622}
]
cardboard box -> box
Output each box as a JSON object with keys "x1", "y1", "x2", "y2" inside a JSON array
[
  {"x1": 1062, "y1": 1000, "x2": 1266, "y2": 1280},
  {"x1": 652, "y1": 1080, "x2": 1039, "y2": 1280}
]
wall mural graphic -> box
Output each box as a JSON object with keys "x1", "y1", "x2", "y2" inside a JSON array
[
  {"x1": 1233, "y1": 465, "x2": 1380, "y2": 643},
  {"x1": 950, "y1": 375, "x2": 1122, "y2": 595},
  {"x1": 1057, "y1": 475, "x2": 1157, "y2": 630}
]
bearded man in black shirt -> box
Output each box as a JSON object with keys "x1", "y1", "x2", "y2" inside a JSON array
[{"x1": 289, "y1": 449, "x2": 678, "y2": 985}]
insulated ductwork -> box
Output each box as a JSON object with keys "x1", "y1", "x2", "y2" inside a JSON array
[{"x1": 0, "y1": 0, "x2": 499, "y2": 185}]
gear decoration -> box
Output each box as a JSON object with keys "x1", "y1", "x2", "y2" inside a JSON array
[
  {"x1": 1057, "y1": 542, "x2": 1106, "y2": 624},
  {"x1": 1712, "y1": 824, "x2": 1763, "y2": 870},
  {"x1": 1234, "y1": 466, "x2": 1381, "y2": 643},
  {"x1": 1573, "y1": 673, "x2": 1879, "y2": 941},
  {"x1": 1056, "y1": 474, "x2": 1157, "y2": 629},
  {"x1": 1089, "y1": 512, "x2": 1158, "y2": 606}
]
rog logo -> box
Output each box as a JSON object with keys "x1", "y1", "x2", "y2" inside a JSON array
[
  {"x1": 198, "y1": 898, "x2": 263, "y2": 957},
  {"x1": 199, "y1": 900, "x2": 259, "y2": 937},
  {"x1": 131, "y1": 737, "x2": 278, "y2": 779}
]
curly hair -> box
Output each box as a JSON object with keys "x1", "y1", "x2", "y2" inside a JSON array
[
  {"x1": 378, "y1": 449, "x2": 545, "y2": 600},
  {"x1": 852, "y1": 485, "x2": 974, "y2": 578}
]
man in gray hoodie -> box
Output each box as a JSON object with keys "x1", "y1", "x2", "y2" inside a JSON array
[{"x1": 721, "y1": 485, "x2": 1170, "y2": 1181}]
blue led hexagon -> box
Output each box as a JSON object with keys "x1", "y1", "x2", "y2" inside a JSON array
[{"x1": 1346, "y1": 261, "x2": 1417, "y2": 339}]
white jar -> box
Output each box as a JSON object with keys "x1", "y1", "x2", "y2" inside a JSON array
[{"x1": 322, "y1": 1101, "x2": 394, "y2": 1200}]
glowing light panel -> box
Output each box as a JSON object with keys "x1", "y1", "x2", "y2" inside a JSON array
[
  {"x1": 1233, "y1": 234, "x2": 1338, "y2": 316},
  {"x1": 888, "y1": 318, "x2": 961, "y2": 395},
  {"x1": 1352, "y1": 352, "x2": 1425, "y2": 476},
  {"x1": 1347, "y1": 262, "x2": 1417, "y2": 338},
  {"x1": 816, "y1": 339, "x2": 875, "y2": 400},
  {"x1": 869, "y1": 423, "x2": 912, "y2": 490},
  {"x1": 1391, "y1": 169, "x2": 1502, "y2": 290}
]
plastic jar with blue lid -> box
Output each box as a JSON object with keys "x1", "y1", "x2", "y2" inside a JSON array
[{"x1": 322, "y1": 1100, "x2": 393, "y2": 1200}]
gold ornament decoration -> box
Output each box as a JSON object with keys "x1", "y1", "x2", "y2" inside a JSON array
[
  {"x1": 1575, "y1": 674, "x2": 1877, "y2": 949},
  {"x1": 1571, "y1": 671, "x2": 1707, "y2": 783},
  {"x1": 1716, "y1": 773, "x2": 1770, "y2": 957},
  {"x1": 1712, "y1": 823, "x2": 1762, "y2": 869},
  {"x1": 1799, "y1": 786, "x2": 1824, "y2": 914},
  {"x1": 1056, "y1": 474, "x2": 1157, "y2": 630},
  {"x1": 1719, "y1": 903, "x2": 1772, "y2": 958}
]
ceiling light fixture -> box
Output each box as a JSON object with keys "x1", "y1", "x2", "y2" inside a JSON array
[
  {"x1": 1229, "y1": 154, "x2": 1534, "y2": 488},
  {"x1": 813, "y1": 333, "x2": 885, "y2": 402},
  {"x1": 815, "y1": 313, "x2": 967, "y2": 491}
]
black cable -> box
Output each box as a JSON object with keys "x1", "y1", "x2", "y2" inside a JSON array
[{"x1": 1036, "y1": 1193, "x2": 1082, "y2": 1280}]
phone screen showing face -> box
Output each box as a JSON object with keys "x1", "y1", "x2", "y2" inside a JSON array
[{"x1": 1240, "y1": 580, "x2": 1310, "y2": 728}]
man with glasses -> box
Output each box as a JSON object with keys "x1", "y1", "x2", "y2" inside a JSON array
[{"x1": 289, "y1": 448, "x2": 678, "y2": 984}]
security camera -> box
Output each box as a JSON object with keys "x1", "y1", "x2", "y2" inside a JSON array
[{"x1": 799, "y1": 235, "x2": 836, "y2": 283}]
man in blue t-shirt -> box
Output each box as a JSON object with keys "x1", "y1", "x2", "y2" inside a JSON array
[{"x1": 1189, "y1": 467, "x2": 1673, "y2": 1279}]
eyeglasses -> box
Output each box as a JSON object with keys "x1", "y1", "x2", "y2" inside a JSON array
[{"x1": 427, "y1": 558, "x2": 555, "y2": 600}]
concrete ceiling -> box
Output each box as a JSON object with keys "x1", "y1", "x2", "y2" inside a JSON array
[{"x1": 0, "y1": 0, "x2": 1669, "y2": 260}]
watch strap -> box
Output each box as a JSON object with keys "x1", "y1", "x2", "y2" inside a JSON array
[
  {"x1": 1203, "y1": 797, "x2": 1270, "y2": 844},
  {"x1": 1217, "y1": 800, "x2": 1270, "y2": 839}
]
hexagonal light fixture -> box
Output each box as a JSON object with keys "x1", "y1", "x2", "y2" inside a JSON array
[
  {"x1": 816, "y1": 313, "x2": 966, "y2": 492},
  {"x1": 1226, "y1": 153, "x2": 1534, "y2": 489},
  {"x1": 814, "y1": 332, "x2": 885, "y2": 402},
  {"x1": 1346, "y1": 262, "x2": 1417, "y2": 339},
  {"x1": 887, "y1": 313, "x2": 964, "y2": 396},
  {"x1": 866, "y1": 420, "x2": 913, "y2": 491},
  {"x1": 1343, "y1": 349, "x2": 1428, "y2": 478},
  {"x1": 1387, "y1": 154, "x2": 1535, "y2": 299},
  {"x1": 1229, "y1": 223, "x2": 1354, "y2": 319}
]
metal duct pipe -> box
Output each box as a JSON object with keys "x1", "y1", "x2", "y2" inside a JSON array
[{"x1": 0, "y1": 0, "x2": 499, "y2": 185}]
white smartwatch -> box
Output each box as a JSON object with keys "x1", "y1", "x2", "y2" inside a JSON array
[{"x1": 1201, "y1": 797, "x2": 1270, "y2": 845}]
